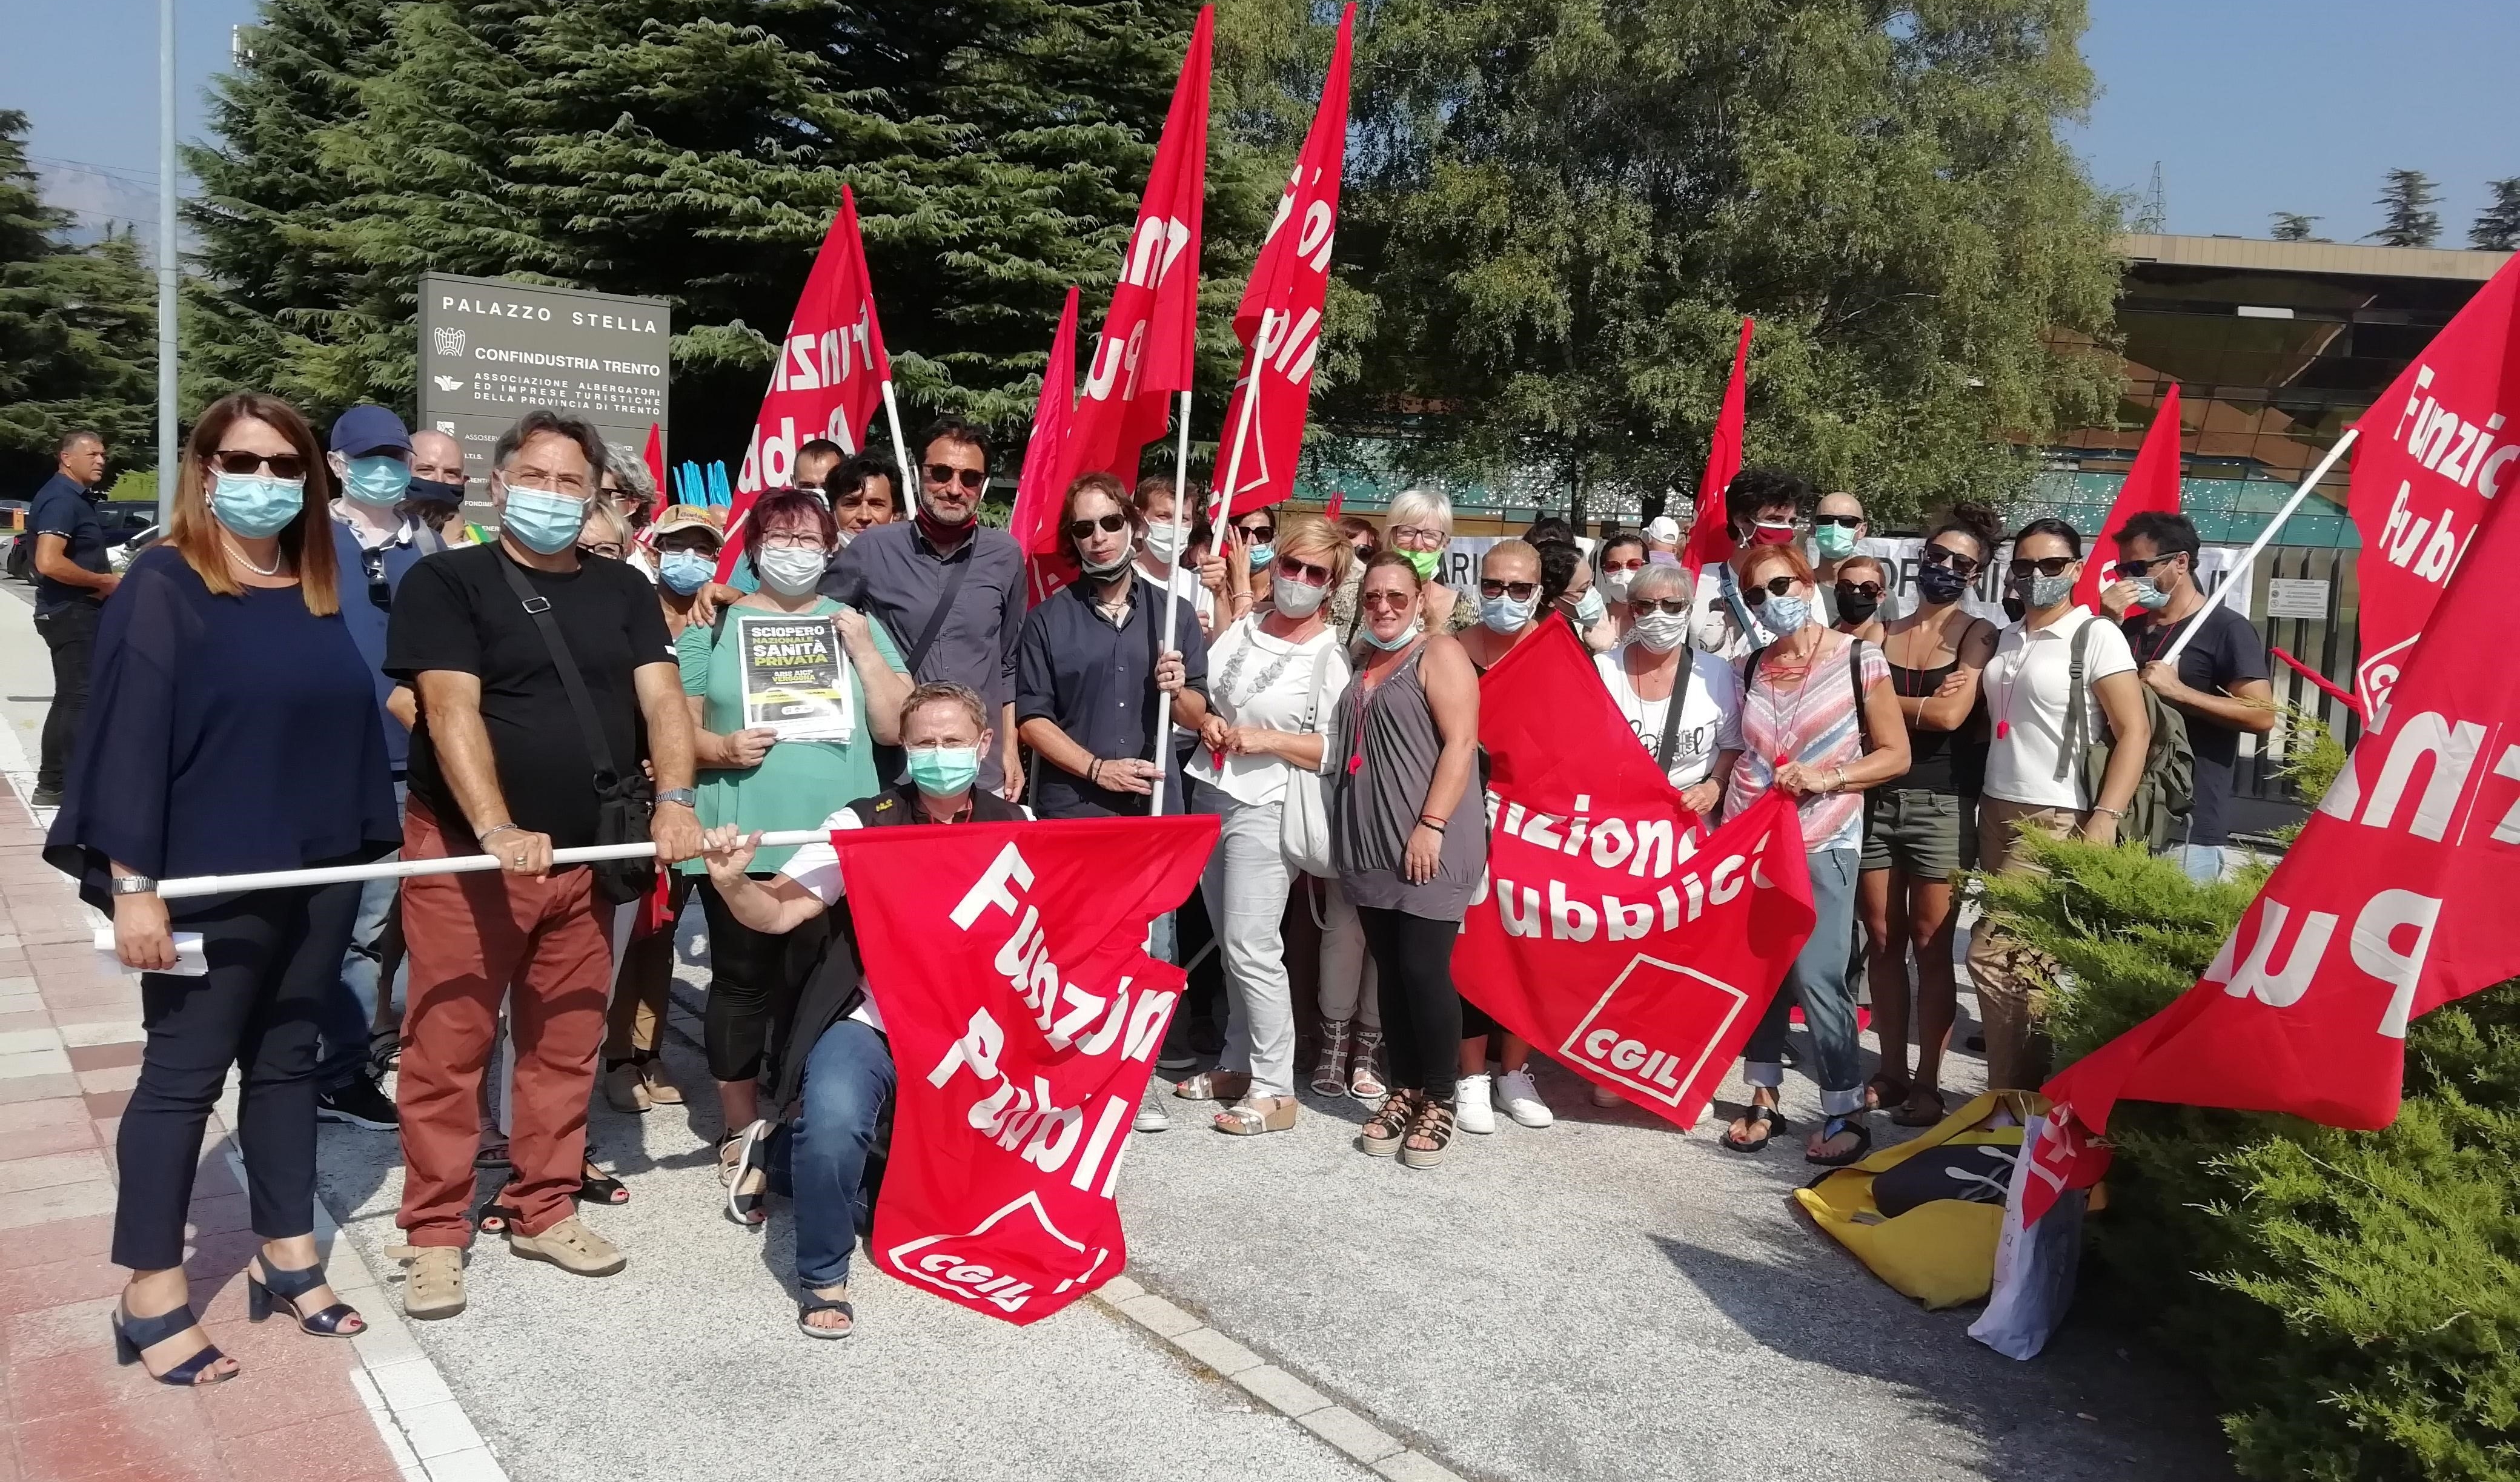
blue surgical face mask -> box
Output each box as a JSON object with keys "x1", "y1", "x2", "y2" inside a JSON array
[
  {"x1": 1363, "y1": 617, "x2": 1422, "y2": 652},
  {"x1": 1757, "y1": 592, "x2": 1812, "y2": 637},
  {"x1": 1480, "y1": 592, "x2": 1537, "y2": 633},
  {"x1": 210, "y1": 472, "x2": 307, "y2": 540},
  {"x1": 658, "y1": 549, "x2": 714, "y2": 595},
  {"x1": 906, "y1": 744, "x2": 981, "y2": 798},
  {"x1": 1247, "y1": 541, "x2": 1276, "y2": 571},
  {"x1": 2128, "y1": 576, "x2": 2170, "y2": 611},
  {"x1": 500, "y1": 483, "x2": 589, "y2": 555},
  {"x1": 1573, "y1": 586, "x2": 1607, "y2": 626},
  {"x1": 342, "y1": 455, "x2": 413, "y2": 508}
]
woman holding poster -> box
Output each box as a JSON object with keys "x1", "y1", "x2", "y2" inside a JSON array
[
  {"x1": 1716, "y1": 541, "x2": 1911, "y2": 1166},
  {"x1": 680, "y1": 489, "x2": 910, "y2": 1222}
]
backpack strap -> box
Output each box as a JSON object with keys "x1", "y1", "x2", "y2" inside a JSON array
[
  {"x1": 1651, "y1": 651, "x2": 1697, "y2": 773},
  {"x1": 2055, "y1": 618, "x2": 2094, "y2": 784}
]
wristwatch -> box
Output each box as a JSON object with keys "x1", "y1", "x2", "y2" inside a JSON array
[
  {"x1": 111, "y1": 875, "x2": 158, "y2": 896},
  {"x1": 654, "y1": 788, "x2": 698, "y2": 809}
]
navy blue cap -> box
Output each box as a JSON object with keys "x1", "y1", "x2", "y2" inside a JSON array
[{"x1": 330, "y1": 404, "x2": 412, "y2": 457}]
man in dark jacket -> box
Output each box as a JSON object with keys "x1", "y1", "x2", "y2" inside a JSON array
[
  {"x1": 696, "y1": 681, "x2": 1026, "y2": 1338},
  {"x1": 28, "y1": 429, "x2": 113, "y2": 806}
]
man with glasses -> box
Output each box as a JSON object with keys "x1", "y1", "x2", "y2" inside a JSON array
[
  {"x1": 316, "y1": 405, "x2": 442, "y2": 1134},
  {"x1": 1809, "y1": 491, "x2": 1875, "y2": 624},
  {"x1": 821, "y1": 417, "x2": 1027, "y2": 798},
  {"x1": 383, "y1": 408, "x2": 705, "y2": 1318},
  {"x1": 2100, "y1": 509, "x2": 2272, "y2": 880},
  {"x1": 1691, "y1": 468, "x2": 1812, "y2": 661}
]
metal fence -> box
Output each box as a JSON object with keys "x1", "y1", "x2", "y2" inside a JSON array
[{"x1": 2235, "y1": 545, "x2": 2360, "y2": 810}]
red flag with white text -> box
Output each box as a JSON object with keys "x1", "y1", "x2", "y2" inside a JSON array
[
  {"x1": 1212, "y1": 4, "x2": 1353, "y2": 526},
  {"x1": 1013, "y1": 286, "x2": 1083, "y2": 604},
  {"x1": 1063, "y1": 7, "x2": 1212, "y2": 492},
  {"x1": 1454, "y1": 623, "x2": 1814, "y2": 1130},
  {"x1": 723, "y1": 185, "x2": 895, "y2": 580},
  {"x1": 2349, "y1": 253, "x2": 2520, "y2": 720},
  {"x1": 2028, "y1": 474, "x2": 2520, "y2": 1222},
  {"x1": 1680, "y1": 318, "x2": 1754, "y2": 581},
  {"x1": 839, "y1": 816, "x2": 1216, "y2": 1324},
  {"x1": 2071, "y1": 382, "x2": 2184, "y2": 611}
]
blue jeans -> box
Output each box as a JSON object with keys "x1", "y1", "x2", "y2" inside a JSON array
[
  {"x1": 2166, "y1": 843, "x2": 2232, "y2": 882},
  {"x1": 777, "y1": 1019, "x2": 896, "y2": 1291},
  {"x1": 317, "y1": 867, "x2": 405, "y2": 1091},
  {"x1": 1744, "y1": 849, "x2": 1864, "y2": 1119}
]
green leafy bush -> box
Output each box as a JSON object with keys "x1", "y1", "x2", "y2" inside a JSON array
[{"x1": 1978, "y1": 839, "x2": 2520, "y2": 1481}]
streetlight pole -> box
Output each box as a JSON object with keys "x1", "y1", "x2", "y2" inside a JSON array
[{"x1": 156, "y1": 0, "x2": 177, "y2": 525}]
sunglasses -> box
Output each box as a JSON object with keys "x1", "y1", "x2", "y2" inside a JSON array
[
  {"x1": 1739, "y1": 576, "x2": 1800, "y2": 604},
  {"x1": 1236, "y1": 523, "x2": 1276, "y2": 541},
  {"x1": 579, "y1": 542, "x2": 627, "y2": 561},
  {"x1": 1836, "y1": 581, "x2": 1884, "y2": 600},
  {"x1": 1350, "y1": 543, "x2": 1376, "y2": 561},
  {"x1": 1479, "y1": 578, "x2": 1540, "y2": 601},
  {"x1": 1360, "y1": 589, "x2": 1414, "y2": 612},
  {"x1": 1066, "y1": 512, "x2": 1129, "y2": 541},
  {"x1": 924, "y1": 463, "x2": 987, "y2": 491},
  {"x1": 1634, "y1": 597, "x2": 1691, "y2": 617},
  {"x1": 1602, "y1": 557, "x2": 1648, "y2": 573},
  {"x1": 2008, "y1": 556, "x2": 2077, "y2": 579},
  {"x1": 1814, "y1": 514, "x2": 1863, "y2": 529},
  {"x1": 1276, "y1": 555, "x2": 1331, "y2": 587},
  {"x1": 211, "y1": 449, "x2": 307, "y2": 481},
  {"x1": 1920, "y1": 543, "x2": 1981, "y2": 577},
  {"x1": 2115, "y1": 554, "x2": 2183, "y2": 578}
]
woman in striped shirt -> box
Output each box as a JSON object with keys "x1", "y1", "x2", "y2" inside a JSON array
[{"x1": 1716, "y1": 541, "x2": 1911, "y2": 1166}]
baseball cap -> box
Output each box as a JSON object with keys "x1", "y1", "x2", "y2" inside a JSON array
[
  {"x1": 649, "y1": 504, "x2": 725, "y2": 543},
  {"x1": 1645, "y1": 515, "x2": 1683, "y2": 544},
  {"x1": 330, "y1": 404, "x2": 413, "y2": 457}
]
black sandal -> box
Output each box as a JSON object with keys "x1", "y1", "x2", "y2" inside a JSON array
[
  {"x1": 110, "y1": 1302, "x2": 234, "y2": 1386},
  {"x1": 247, "y1": 1256, "x2": 365, "y2": 1337},
  {"x1": 1722, "y1": 1100, "x2": 1787, "y2": 1154},
  {"x1": 797, "y1": 1288, "x2": 854, "y2": 1340},
  {"x1": 1399, "y1": 1097, "x2": 1456, "y2": 1169},
  {"x1": 1806, "y1": 1114, "x2": 1874, "y2": 1167},
  {"x1": 1891, "y1": 1087, "x2": 1948, "y2": 1128},
  {"x1": 474, "y1": 1198, "x2": 519, "y2": 1235},
  {"x1": 473, "y1": 1141, "x2": 511, "y2": 1169},
  {"x1": 1358, "y1": 1089, "x2": 1417, "y2": 1157},
  {"x1": 577, "y1": 1165, "x2": 629, "y2": 1205}
]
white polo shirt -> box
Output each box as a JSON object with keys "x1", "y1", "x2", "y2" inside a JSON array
[{"x1": 1981, "y1": 606, "x2": 2137, "y2": 811}]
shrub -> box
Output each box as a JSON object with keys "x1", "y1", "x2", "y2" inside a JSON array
[{"x1": 1978, "y1": 837, "x2": 2520, "y2": 1481}]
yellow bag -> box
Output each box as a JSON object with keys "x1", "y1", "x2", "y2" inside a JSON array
[{"x1": 1792, "y1": 1090, "x2": 2051, "y2": 1311}]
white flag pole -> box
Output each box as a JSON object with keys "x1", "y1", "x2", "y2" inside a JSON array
[
  {"x1": 148, "y1": 832, "x2": 841, "y2": 901},
  {"x1": 880, "y1": 378, "x2": 912, "y2": 483},
  {"x1": 1150, "y1": 388, "x2": 1196, "y2": 820},
  {"x1": 2158, "y1": 427, "x2": 2359, "y2": 667}
]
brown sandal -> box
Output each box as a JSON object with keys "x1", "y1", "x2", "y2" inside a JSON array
[
  {"x1": 1891, "y1": 1087, "x2": 1949, "y2": 1128},
  {"x1": 1358, "y1": 1089, "x2": 1418, "y2": 1156},
  {"x1": 1214, "y1": 1094, "x2": 1298, "y2": 1136},
  {"x1": 1865, "y1": 1073, "x2": 1909, "y2": 1113},
  {"x1": 1173, "y1": 1070, "x2": 1252, "y2": 1103},
  {"x1": 1399, "y1": 1097, "x2": 1456, "y2": 1169}
]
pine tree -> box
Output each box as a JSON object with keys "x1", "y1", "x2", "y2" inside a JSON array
[
  {"x1": 1333, "y1": 0, "x2": 2124, "y2": 523},
  {"x1": 2369, "y1": 168, "x2": 2442, "y2": 248},
  {"x1": 2472, "y1": 178, "x2": 2520, "y2": 253},
  {"x1": 2269, "y1": 212, "x2": 2319, "y2": 242},
  {"x1": 0, "y1": 110, "x2": 157, "y2": 489}
]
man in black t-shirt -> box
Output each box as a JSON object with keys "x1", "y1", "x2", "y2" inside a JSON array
[
  {"x1": 382, "y1": 408, "x2": 701, "y2": 1321},
  {"x1": 27, "y1": 429, "x2": 113, "y2": 806},
  {"x1": 2102, "y1": 511, "x2": 2274, "y2": 881}
]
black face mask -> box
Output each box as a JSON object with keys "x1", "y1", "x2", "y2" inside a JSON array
[
  {"x1": 1836, "y1": 587, "x2": 1882, "y2": 625},
  {"x1": 404, "y1": 476, "x2": 466, "y2": 509},
  {"x1": 1915, "y1": 565, "x2": 1969, "y2": 606}
]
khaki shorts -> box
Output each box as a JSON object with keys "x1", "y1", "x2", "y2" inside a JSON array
[{"x1": 1859, "y1": 790, "x2": 1966, "y2": 882}]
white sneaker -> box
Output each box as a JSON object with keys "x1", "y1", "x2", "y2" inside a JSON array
[
  {"x1": 1133, "y1": 1100, "x2": 1171, "y2": 1133},
  {"x1": 1495, "y1": 1068, "x2": 1553, "y2": 1128},
  {"x1": 1454, "y1": 1073, "x2": 1497, "y2": 1134}
]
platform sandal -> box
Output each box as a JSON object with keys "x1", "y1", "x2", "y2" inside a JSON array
[
  {"x1": 1214, "y1": 1094, "x2": 1298, "y2": 1136},
  {"x1": 1358, "y1": 1088, "x2": 1418, "y2": 1157},
  {"x1": 247, "y1": 1256, "x2": 366, "y2": 1337},
  {"x1": 1399, "y1": 1096, "x2": 1456, "y2": 1169}
]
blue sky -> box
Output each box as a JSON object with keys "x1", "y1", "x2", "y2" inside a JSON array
[{"x1": 7, "y1": 0, "x2": 2516, "y2": 247}]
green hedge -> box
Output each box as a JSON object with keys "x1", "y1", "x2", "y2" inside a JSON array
[{"x1": 1978, "y1": 840, "x2": 2520, "y2": 1481}]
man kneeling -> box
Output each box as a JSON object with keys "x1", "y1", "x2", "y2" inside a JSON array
[{"x1": 697, "y1": 682, "x2": 1026, "y2": 1337}]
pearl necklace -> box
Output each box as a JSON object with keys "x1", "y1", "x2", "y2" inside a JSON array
[{"x1": 224, "y1": 535, "x2": 285, "y2": 578}]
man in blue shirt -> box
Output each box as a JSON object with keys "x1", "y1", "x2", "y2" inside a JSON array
[
  {"x1": 316, "y1": 405, "x2": 441, "y2": 1133},
  {"x1": 28, "y1": 429, "x2": 113, "y2": 807}
]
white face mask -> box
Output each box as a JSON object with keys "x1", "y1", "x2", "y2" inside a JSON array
[
  {"x1": 1631, "y1": 609, "x2": 1689, "y2": 653},
  {"x1": 1602, "y1": 568, "x2": 1637, "y2": 603},
  {"x1": 756, "y1": 545, "x2": 829, "y2": 595},
  {"x1": 1142, "y1": 520, "x2": 1185, "y2": 565},
  {"x1": 1272, "y1": 572, "x2": 1329, "y2": 618}
]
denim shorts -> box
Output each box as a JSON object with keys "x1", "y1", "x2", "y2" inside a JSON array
[{"x1": 1859, "y1": 790, "x2": 1966, "y2": 882}]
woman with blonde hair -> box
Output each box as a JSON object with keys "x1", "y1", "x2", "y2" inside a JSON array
[
  {"x1": 48, "y1": 391, "x2": 400, "y2": 1383},
  {"x1": 1382, "y1": 488, "x2": 1467, "y2": 631}
]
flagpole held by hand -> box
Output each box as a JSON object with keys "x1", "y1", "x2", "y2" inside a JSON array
[
  {"x1": 881, "y1": 378, "x2": 912, "y2": 484},
  {"x1": 142, "y1": 832, "x2": 843, "y2": 901},
  {"x1": 2158, "y1": 428, "x2": 2359, "y2": 667},
  {"x1": 1150, "y1": 388, "x2": 1195, "y2": 819}
]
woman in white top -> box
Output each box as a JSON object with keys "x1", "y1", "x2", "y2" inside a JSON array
[
  {"x1": 1178, "y1": 515, "x2": 1361, "y2": 1134},
  {"x1": 1966, "y1": 518, "x2": 2150, "y2": 1094},
  {"x1": 1595, "y1": 562, "x2": 1744, "y2": 812}
]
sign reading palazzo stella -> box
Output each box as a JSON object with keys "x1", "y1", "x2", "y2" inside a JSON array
[{"x1": 417, "y1": 273, "x2": 672, "y2": 504}]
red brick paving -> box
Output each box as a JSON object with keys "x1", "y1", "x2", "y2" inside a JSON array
[{"x1": 0, "y1": 793, "x2": 403, "y2": 1482}]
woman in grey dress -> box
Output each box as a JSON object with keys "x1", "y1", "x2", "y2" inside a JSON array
[{"x1": 1322, "y1": 552, "x2": 1485, "y2": 1168}]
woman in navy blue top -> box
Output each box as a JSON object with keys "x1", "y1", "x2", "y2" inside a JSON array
[{"x1": 45, "y1": 392, "x2": 398, "y2": 1389}]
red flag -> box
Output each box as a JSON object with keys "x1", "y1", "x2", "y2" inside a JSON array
[
  {"x1": 723, "y1": 184, "x2": 895, "y2": 580},
  {"x1": 634, "y1": 423, "x2": 668, "y2": 549},
  {"x1": 2350, "y1": 253, "x2": 2520, "y2": 720},
  {"x1": 1012, "y1": 286, "x2": 1084, "y2": 604},
  {"x1": 838, "y1": 815, "x2": 1217, "y2": 1325},
  {"x1": 1454, "y1": 623, "x2": 1815, "y2": 1130},
  {"x1": 2029, "y1": 475, "x2": 2520, "y2": 1219},
  {"x1": 1323, "y1": 491, "x2": 1344, "y2": 523},
  {"x1": 2071, "y1": 383, "x2": 2184, "y2": 611},
  {"x1": 1063, "y1": 7, "x2": 1212, "y2": 491},
  {"x1": 1680, "y1": 318, "x2": 1754, "y2": 581},
  {"x1": 1212, "y1": 4, "x2": 1353, "y2": 525}
]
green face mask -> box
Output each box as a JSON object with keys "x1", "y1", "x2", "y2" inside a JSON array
[
  {"x1": 906, "y1": 744, "x2": 981, "y2": 798},
  {"x1": 1401, "y1": 547, "x2": 1442, "y2": 580},
  {"x1": 1812, "y1": 523, "x2": 1858, "y2": 560}
]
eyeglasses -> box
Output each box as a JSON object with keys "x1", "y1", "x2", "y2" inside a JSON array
[
  {"x1": 1836, "y1": 581, "x2": 1884, "y2": 600},
  {"x1": 1739, "y1": 576, "x2": 1800, "y2": 605},
  {"x1": 1920, "y1": 543, "x2": 1981, "y2": 577},
  {"x1": 1236, "y1": 521, "x2": 1276, "y2": 541},
  {"x1": 1633, "y1": 597, "x2": 1691, "y2": 616},
  {"x1": 1275, "y1": 555, "x2": 1331, "y2": 587},
  {"x1": 2115, "y1": 553, "x2": 2183, "y2": 578},
  {"x1": 211, "y1": 449, "x2": 307, "y2": 480},
  {"x1": 758, "y1": 531, "x2": 827, "y2": 550},
  {"x1": 924, "y1": 463, "x2": 987, "y2": 491},
  {"x1": 1479, "y1": 578, "x2": 1540, "y2": 601},
  {"x1": 2008, "y1": 555, "x2": 2076, "y2": 579},
  {"x1": 1065, "y1": 512, "x2": 1129, "y2": 541},
  {"x1": 579, "y1": 541, "x2": 626, "y2": 561},
  {"x1": 1360, "y1": 589, "x2": 1414, "y2": 612},
  {"x1": 1388, "y1": 524, "x2": 1446, "y2": 550}
]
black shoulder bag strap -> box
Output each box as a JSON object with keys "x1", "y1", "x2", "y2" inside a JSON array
[
  {"x1": 901, "y1": 547, "x2": 976, "y2": 680},
  {"x1": 494, "y1": 554, "x2": 654, "y2": 901},
  {"x1": 1652, "y1": 651, "x2": 1697, "y2": 773},
  {"x1": 1847, "y1": 637, "x2": 1869, "y2": 753},
  {"x1": 497, "y1": 554, "x2": 622, "y2": 787}
]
